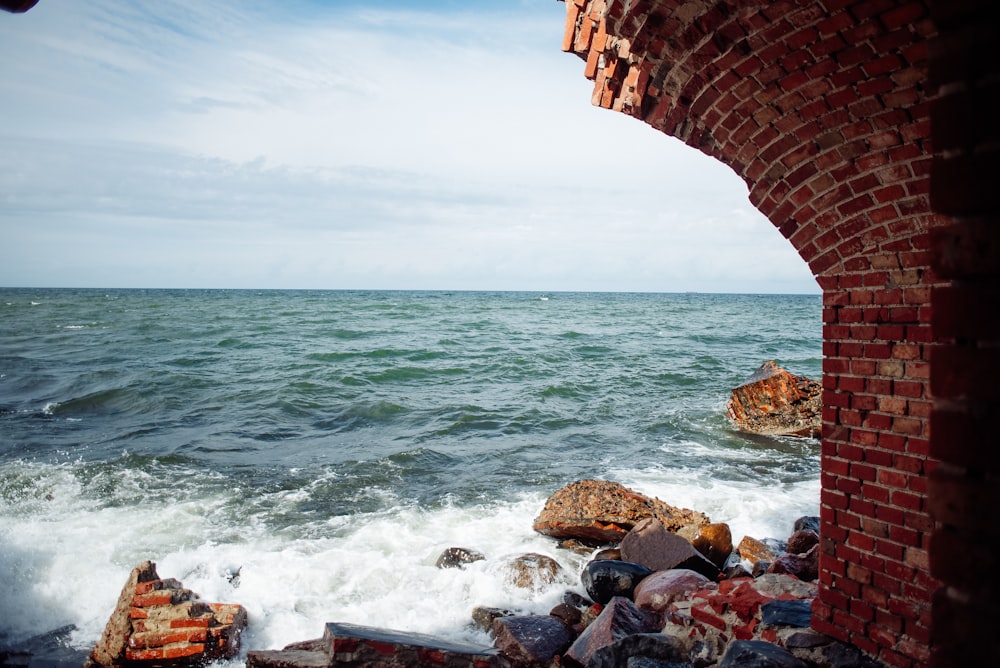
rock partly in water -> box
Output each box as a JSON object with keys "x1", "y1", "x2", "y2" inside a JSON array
[
  {"x1": 492, "y1": 615, "x2": 572, "y2": 667},
  {"x1": 471, "y1": 607, "x2": 515, "y2": 634},
  {"x1": 621, "y1": 518, "x2": 720, "y2": 580},
  {"x1": 506, "y1": 553, "x2": 565, "y2": 590},
  {"x1": 726, "y1": 361, "x2": 821, "y2": 438},
  {"x1": 436, "y1": 547, "x2": 486, "y2": 569},
  {"x1": 532, "y1": 479, "x2": 709, "y2": 544},
  {"x1": 87, "y1": 561, "x2": 246, "y2": 668},
  {"x1": 563, "y1": 597, "x2": 663, "y2": 667},
  {"x1": 581, "y1": 560, "x2": 653, "y2": 605}
]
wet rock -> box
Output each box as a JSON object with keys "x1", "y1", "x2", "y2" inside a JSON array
[
  {"x1": 585, "y1": 632, "x2": 688, "y2": 668},
  {"x1": 472, "y1": 606, "x2": 515, "y2": 634},
  {"x1": 633, "y1": 569, "x2": 712, "y2": 614},
  {"x1": 436, "y1": 547, "x2": 485, "y2": 569},
  {"x1": 250, "y1": 621, "x2": 501, "y2": 668},
  {"x1": 87, "y1": 561, "x2": 246, "y2": 668},
  {"x1": 559, "y1": 539, "x2": 599, "y2": 555},
  {"x1": 718, "y1": 640, "x2": 809, "y2": 668},
  {"x1": 687, "y1": 522, "x2": 733, "y2": 569},
  {"x1": 767, "y1": 545, "x2": 819, "y2": 582},
  {"x1": 726, "y1": 361, "x2": 821, "y2": 438},
  {"x1": 723, "y1": 564, "x2": 752, "y2": 579},
  {"x1": 492, "y1": 615, "x2": 572, "y2": 667},
  {"x1": 563, "y1": 590, "x2": 593, "y2": 608},
  {"x1": 752, "y1": 560, "x2": 773, "y2": 577},
  {"x1": 792, "y1": 516, "x2": 820, "y2": 534},
  {"x1": 533, "y1": 479, "x2": 709, "y2": 543},
  {"x1": 593, "y1": 547, "x2": 623, "y2": 561},
  {"x1": 563, "y1": 597, "x2": 662, "y2": 667},
  {"x1": 785, "y1": 530, "x2": 819, "y2": 555},
  {"x1": 621, "y1": 518, "x2": 720, "y2": 580},
  {"x1": 507, "y1": 553, "x2": 565, "y2": 590},
  {"x1": 549, "y1": 603, "x2": 583, "y2": 628},
  {"x1": 581, "y1": 560, "x2": 653, "y2": 605},
  {"x1": 738, "y1": 535, "x2": 776, "y2": 565}
]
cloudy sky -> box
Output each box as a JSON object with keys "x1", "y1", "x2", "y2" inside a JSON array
[{"x1": 0, "y1": 0, "x2": 818, "y2": 294}]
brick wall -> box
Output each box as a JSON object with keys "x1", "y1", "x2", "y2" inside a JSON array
[
  {"x1": 559, "y1": 1, "x2": 950, "y2": 666},
  {"x1": 926, "y1": 1, "x2": 1000, "y2": 666}
]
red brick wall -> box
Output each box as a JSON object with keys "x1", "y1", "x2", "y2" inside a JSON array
[
  {"x1": 560, "y1": 1, "x2": 949, "y2": 666},
  {"x1": 926, "y1": 1, "x2": 1000, "y2": 666}
]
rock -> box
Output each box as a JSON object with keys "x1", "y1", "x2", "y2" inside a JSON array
[
  {"x1": 563, "y1": 597, "x2": 662, "y2": 667},
  {"x1": 766, "y1": 545, "x2": 819, "y2": 581},
  {"x1": 750, "y1": 573, "x2": 818, "y2": 599},
  {"x1": 563, "y1": 590, "x2": 593, "y2": 608},
  {"x1": 718, "y1": 640, "x2": 809, "y2": 668},
  {"x1": 472, "y1": 607, "x2": 515, "y2": 634},
  {"x1": 593, "y1": 547, "x2": 623, "y2": 561},
  {"x1": 559, "y1": 539, "x2": 599, "y2": 555},
  {"x1": 549, "y1": 603, "x2": 583, "y2": 628},
  {"x1": 723, "y1": 564, "x2": 752, "y2": 579},
  {"x1": 738, "y1": 535, "x2": 776, "y2": 565},
  {"x1": 726, "y1": 361, "x2": 821, "y2": 438},
  {"x1": 760, "y1": 600, "x2": 812, "y2": 627},
  {"x1": 626, "y1": 659, "x2": 693, "y2": 668},
  {"x1": 633, "y1": 569, "x2": 712, "y2": 613},
  {"x1": 752, "y1": 560, "x2": 773, "y2": 577},
  {"x1": 792, "y1": 516, "x2": 820, "y2": 534},
  {"x1": 585, "y1": 633, "x2": 688, "y2": 668},
  {"x1": 785, "y1": 530, "x2": 819, "y2": 555},
  {"x1": 507, "y1": 553, "x2": 565, "y2": 590},
  {"x1": 87, "y1": 561, "x2": 246, "y2": 668},
  {"x1": 250, "y1": 621, "x2": 501, "y2": 668},
  {"x1": 492, "y1": 615, "x2": 572, "y2": 667},
  {"x1": 620, "y1": 518, "x2": 720, "y2": 580},
  {"x1": 581, "y1": 560, "x2": 653, "y2": 605},
  {"x1": 687, "y1": 522, "x2": 734, "y2": 569},
  {"x1": 533, "y1": 479, "x2": 709, "y2": 543},
  {"x1": 436, "y1": 547, "x2": 485, "y2": 569}
]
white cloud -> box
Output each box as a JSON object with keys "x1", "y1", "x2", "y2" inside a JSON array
[{"x1": 0, "y1": 0, "x2": 817, "y2": 293}]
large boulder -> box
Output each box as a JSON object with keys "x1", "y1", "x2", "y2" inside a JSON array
[
  {"x1": 533, "y1": 480, "x2": 709, "y2": 543},
  {"x1": 621, "y1": 518, "x2": 720, "y2": 580},
  {"x1": 87, "y1": 561, "x2": 246, "y2": 668},
  {"x1": 726, "y1": 361, "x2": 821, "y2": 438}
]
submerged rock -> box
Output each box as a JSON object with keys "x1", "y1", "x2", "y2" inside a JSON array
[
  {"x1": 436, "y1": 546, "x2": 486, "y2": 569},
  {"x1": 533, "y1": 479, "x2": 709, "y2": 543},
  {"x1": 506, "y1": 553, "x2": 565, "y2": 590},
  {"x1": 726, "y1": 361, "x2": 821, "y2": 438}
]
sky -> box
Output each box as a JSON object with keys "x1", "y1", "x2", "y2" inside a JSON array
[{"x1": 0, "y1": 0, "x2": 819, "y2": 294}]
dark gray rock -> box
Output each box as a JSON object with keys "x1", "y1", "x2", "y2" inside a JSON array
[
  {"x1": 493, "y1": 615, "x2": 572, "y2": 667},
  {"x1": 582, "y1": 560, "x2": 653, "y2": 604},
  {"x1": 766, "y1": 545, "x2": 819, "y2": 582},
  {"x1": 435, "y1": 547, "x2": 485, "y2": 569},
  {"x1": 793, "y1": 516, "x2": 820, "y2": 534},
  {"x1": 626, "y1": 659, "x2": 693, "y2": 668},
  {"x1": 718, "y1": 640, "x2": 808, "y2": 668},
  {"x1": 563, "y1": 597, "x2": 662, "y2": 667},
  {"x1": 585, "y1": 632, "x2": 687, "y2": 668},
  {"x1": 761, "y1": 599, "x2": 812, "y2": 627}
]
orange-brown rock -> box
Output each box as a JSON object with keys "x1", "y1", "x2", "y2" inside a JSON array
[
  {"x1": 532, "y1": 479, "x2": 709, "y2": 544},
  {"x1": 726, "y1": 361, "x2": 821, "y2": 438},
  {"x1": 87, "y1": 561, "x2": 246, "y2": 668},
  {"x1": 687, "y1": 522, "x2": 734, "y2": 569}
]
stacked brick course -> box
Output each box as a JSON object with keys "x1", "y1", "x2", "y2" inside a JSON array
[
  {"x1": 559, "y1": 1, "x2": 951, "y2": 666},
  {"x1": 88, "y1": 561, "x2": 246, "y2": 667}
]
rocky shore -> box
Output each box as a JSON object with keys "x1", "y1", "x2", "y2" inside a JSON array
[{"x1": 62, "y1": 478, "x2": 880, "y2": 668}]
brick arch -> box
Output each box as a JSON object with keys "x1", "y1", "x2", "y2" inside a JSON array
[{"x1": 560, "y1": 1, "x2": 945, "y2": 666}]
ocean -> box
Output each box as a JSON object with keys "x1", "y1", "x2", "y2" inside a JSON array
[{"x1": 0, "y1": 288, "x2": 821, "y2": 660}]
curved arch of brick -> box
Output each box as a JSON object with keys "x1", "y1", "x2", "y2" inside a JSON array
[{"x1": 560, "y1": 2, "x2": 946, "y2": 666}]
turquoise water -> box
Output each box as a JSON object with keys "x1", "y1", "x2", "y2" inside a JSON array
[{"x1": 0, "y1": 289, "x2": 821, "y2": 655}]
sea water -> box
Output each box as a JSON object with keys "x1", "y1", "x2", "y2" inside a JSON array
[{"x1": 0, "y1": 288, "x2": 821, "y2": 658}]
